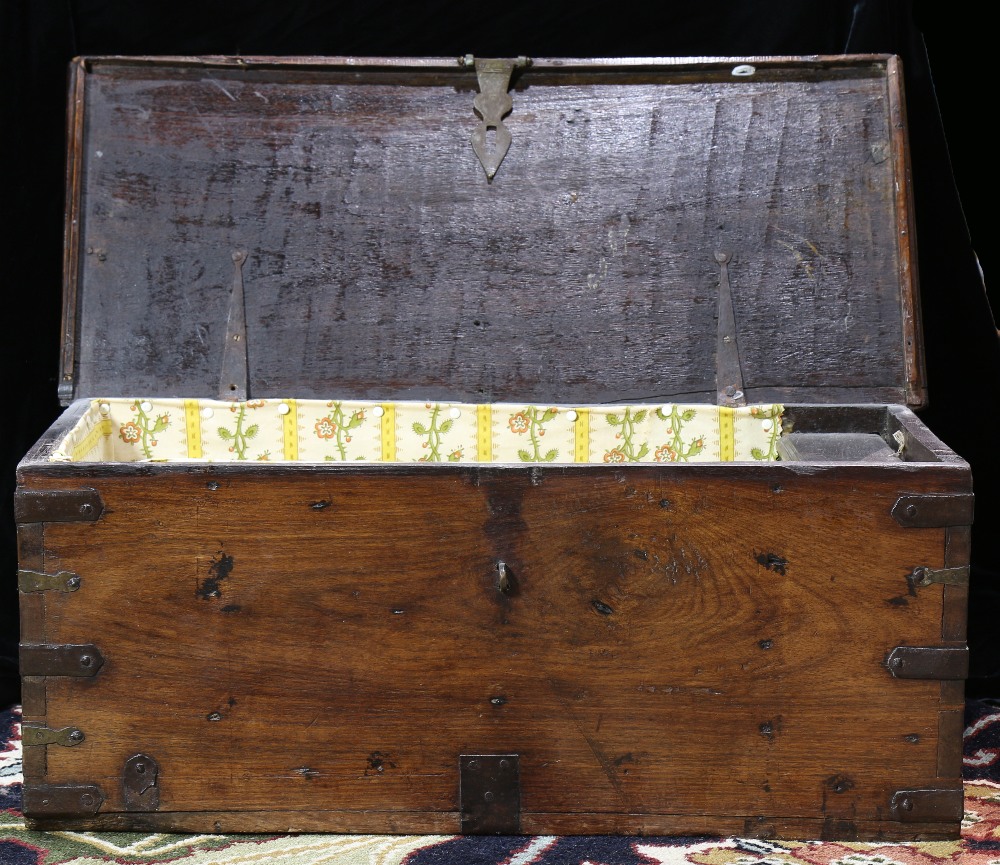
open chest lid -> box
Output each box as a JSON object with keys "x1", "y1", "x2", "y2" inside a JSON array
[{"x1": 60, "y1": 54, "x2": 923, "y2": 408}]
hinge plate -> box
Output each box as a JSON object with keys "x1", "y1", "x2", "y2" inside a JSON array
[
  {"x1": 15, "y1": 488, "x2": 104, "y2": 524},
  {"x1": 715, "y1": 251, "x2": 746, "y2": 406},
  {"x1": 470, "y1": 57, "x2": 530, "y2": 182},
  {"x1": 18, "y1": 569, "x2": 82, "y2": 593},
  {"x1": 885, "y1": 645, "x2": 969, "y2": 679},
  {"x1": 892, "y1": 494, "x2": 974, "y2": 527},
  {"x1": 22, "y1": 723, "x2": 85, "y2": 747},
  {"x1": 23, "y1": 784, "x2": 104, "y2": 816},
  {"x1": 123, "y1": 754, "x2": 160, "y2": 812},
  {"x1": 890, "y1": 787, "x2": 964, "y2": 823},
  {"x1": 460, "y1": 754, "x2": 520, "y2": 834},
  {"x1": 20, "y1": 643, "x2": 105, "y2": 677}
]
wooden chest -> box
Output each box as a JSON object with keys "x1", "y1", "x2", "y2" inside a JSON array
[{"x1": 16, "y1": 54, "x2": 973, "y2": 840}]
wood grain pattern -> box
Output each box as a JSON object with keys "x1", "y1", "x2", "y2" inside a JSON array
[
  {"x1": 17, "y1": 427, "x2": 970, "y2": 836},
  {"x1": 63, "y1": 57, "x2": 918, "y2": 406}
]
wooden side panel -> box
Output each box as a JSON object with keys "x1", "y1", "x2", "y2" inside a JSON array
[{"x1": 20, "y1": 460, "x2": 967, "y2": 837}]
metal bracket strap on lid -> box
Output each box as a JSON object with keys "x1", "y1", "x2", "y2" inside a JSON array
[
  {"x1": 460, "y1": 754, "x2": 520, "y2": 833},
  {"x1": 22, "y1": 723, "x2": 86, "y2": 747},
  {"x1": 715, "y1": 252, "x2": 746, "y2": 406},
  {"x1": 885, "y1": 645, "x2": 969, "y2": 680},
  {"x1": 469, "y1": 57, "x2": 530, "y2": 183},
  {"x1": 220, "y1": 249, "x2": 249, "y2": 401}
]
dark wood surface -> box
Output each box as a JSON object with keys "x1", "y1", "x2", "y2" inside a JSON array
[
  {"x1": 63, "y1": 56, "x2": 922, "y2": 407},
  {"x1": 17, "y1": 408, "x2": 970, "y2": 836}
]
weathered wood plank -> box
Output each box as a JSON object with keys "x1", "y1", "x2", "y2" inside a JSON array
[{"x1": 65, "y1": 58, "x2": 916, "y2": 405}]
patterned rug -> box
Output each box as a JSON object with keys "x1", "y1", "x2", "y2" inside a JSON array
[{"x1": 2, "y1": 702, "x2": 999, "y2": 864}]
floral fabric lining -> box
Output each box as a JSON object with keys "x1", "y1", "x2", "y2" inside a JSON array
[{"x1": 51, "y1": 398, "x2": 784, "y2": 464}]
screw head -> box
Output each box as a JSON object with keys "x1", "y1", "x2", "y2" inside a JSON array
[
  {"x1": 68, "y1": 729, "x2": 84, "y2": 743},
  {"x1": 79, "y1": 503, "x2": 93, "y2": 515},
  {"x1": 905, "y1": 504, "x2": 918, "y2": 518},
  {"x1": 901, "y1": 796, "x2": 913, "y2": 811},
  {"x1": 80, "y1": 793, "x2": 94, "y2": 807},
  {"x1": 467, "y1": 760, "x2": 479, "y2": 771},
  {"x1": 484, "y1": 791, "x2": 495, "y2": 802},
  {"x1": 67, "y1": 576, "x2": 81, "y2": 589},
  {"x1": 79, "y1": 654, "x2": 93, "y2": 667}
]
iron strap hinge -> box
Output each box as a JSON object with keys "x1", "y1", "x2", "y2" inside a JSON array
[
  {"x1": 885, "y1": 645, "x2": 969, "y2": 680},
  {"x1": 467, "y1": 56, "x2": 531, "y2": 182},
  {"x1": 23, "y1": 784, "x2": 104, "y2": 817},
  {"x1": 891, "y1": 493, "x2": 974, "y2": 527},
  {"x1": 14, "y1": 488, "x2": 104, "y2": 523},
  {"x1": 908, "y1": 565, "x2": 970, "y2": 590},
  {"x1": 890, "y1": 787, "x2": 964, "y2": 823},
  {"x1": 20, "y1": 643, "x2": 105, "y2": 677},
  {"x1": 18, "y1": 569, "x2": 82, "y2": 593},
  {"x1": 460, "y1": 754, "x2": 520, "y2": 833},
  {"x1": 22, "y1": 723, "x2": 85, "y2": 747}
]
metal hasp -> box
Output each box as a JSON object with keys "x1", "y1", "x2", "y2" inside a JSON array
[
  {"x1": 23, "y1": 784, "x2": 104, "y2": 817},
  {"x1": 20, "y1": 644, "x2": 105, "y2": 677},
  {"x1": 885, "y1": 645, "x2": 969, "y2": 680},
  {"x1": 715, "y1": 252, "x2": 746, "y2": 406},
  {"x1": 460, "y1": 754, "x2": 520, "y2": 833},
  {"x1": 22, "y1": 724, "x2": 85, "y2": 747},
  {"x1": 18, "y1": 569, "x2": 81, "y2": 593},
  {"x1": 220, "y1": 249, "x2": 249, "y2": 401},
  {"x1": 123, "y1": 754, "x2": 160, "y2": 812},
  {"x1": 890, "y1": 788, "x2": 964, "y2": 823},
  {"x1": 14, "y1": 488, "x2": 104, "y2": 523},
  {"x1": 469, "y1": 57, "x2": 530, "y2": 182},
  {"x1": 891, "y1": 494, "x2": 974, "y2": 527}
]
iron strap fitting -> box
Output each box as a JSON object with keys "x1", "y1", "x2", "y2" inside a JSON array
[
  {"x1": 885, "y1": 645, "x2": 969, "y2": 680},
  {"x1": 460, "y1": 754, "x2": 520, "y2": 834},
  {"x1": 908, "y1": 565, "x2": 970, "y2": 589},
  {"x1": 18, "y1": 569, "x2": 82, "y2": 593},
  {"x1": 22, "y1": 723, "x2": 85, "y2": 747},
  {"x1": 19, "y1": 643, "x2": 105, "y2": 677},
  {"x1": 23, "y1": 784, "x2": 105, "y2": 817},
  {"x1": 891, "y1": 493, "x2": 974, "y2": 528},
  {"x1": 890, "y1": 787, "x2": 964, "y2": 823},
  {"x1": 14, "y1": 488, "x2": 104, "y2": 523}
]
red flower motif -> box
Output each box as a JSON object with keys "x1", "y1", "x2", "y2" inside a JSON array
[
  {"x1": 119, "y1": 422, "x2": 142, "y2": 444},
  {"x1": 654, "y1": 444, "x2": 676, "y2": 463},
  {"x1": 314, "y1": 418, "x2": 337, "y2": 439},
  {"x1": 603, "y1": 448, "x2": 627, "y2": 463},
  {"x1": 508, "y1": 412, "x2": 531, "y2": 434}
]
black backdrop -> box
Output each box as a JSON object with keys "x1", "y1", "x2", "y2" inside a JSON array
[{"x1": 2, "y1": 0, "x2": 996, "y2": 709}]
